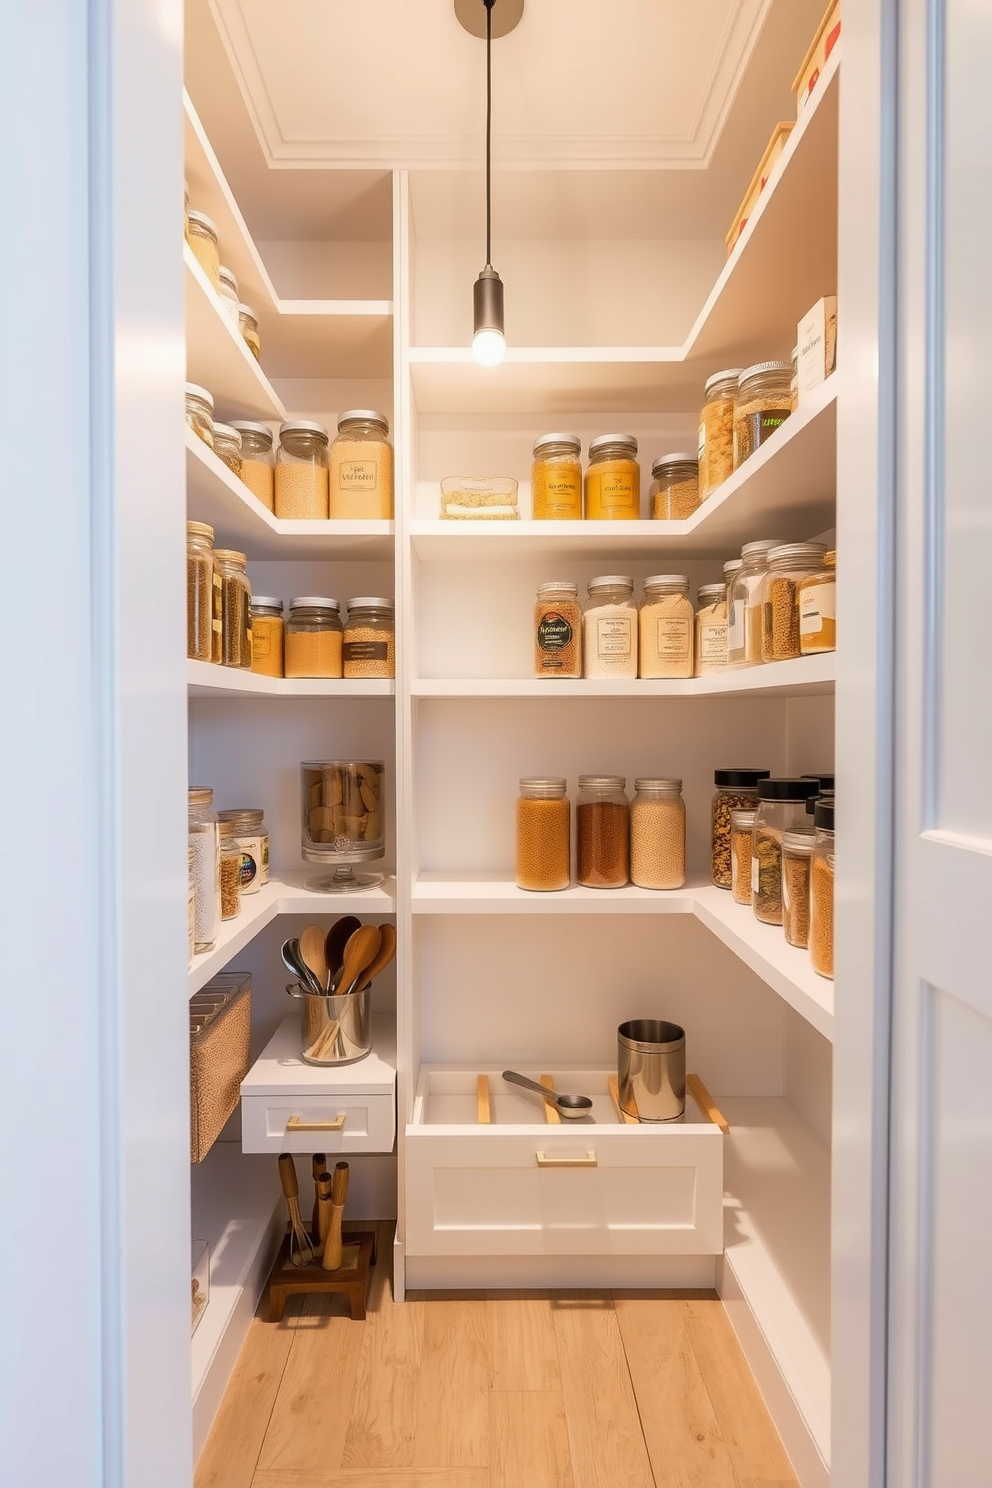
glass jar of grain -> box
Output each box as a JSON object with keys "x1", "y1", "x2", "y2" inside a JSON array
[
  {"x1": 760, "y1": 542, "x2": 828, "y2": 663},
  {"x1": 238, "y1": 304, "x2": 261, "y2": 361},
  {"x1": 276, "y1": 422, "x2": 329, "y2": 520},
  {"x1": 638, "y1": 575, "x2": 694, "y2": 679},
  {"x1": 711, "y1": 769, "x2": 769, "y2": 888},
  {"x1": 329, "y1": 410, "x2": 393, "y2": 519},
  {"x1": 752, "y1": 779, "x2": 820, "y2": 925},
  {"x1": 727, "y1": 539, "x2": 784, "y2": 667},
  {"x1": 185, "y1": 383, "x2": 214, "y2": 448},
  {"x1": 695, "y1": 583, "x2": 728, "y2": 676},
  {"x1": 782, "y1": 828, "x2": 815, "y2": 948},
  {"x1": 343, "y1": 598, "x2": 395, "y2": 679},
  {"x1": 730, "y1": 808, "x2": 756, "y2": 904},
  {"x1": 630, "y1": 779, "x2": 685, "y2": 890},
  {"x1": 188, "y1": 787, "x2": 221, "y2": 951},
  {"x1": 698, "y1": 368, "x2": 742, "y2": 498},
  {"x1": 187, "y1": 210, "x2": 220, "y2": 289},
  {"x1": 810, "y1": 797, "x2": 835, "y2": 978},
  {"x1": 213, "y1": 549, "x2": 252, "y2": 669},
  {"x1": 515, "y1": 778, "x2": 570, "y2": 891},
  {"x1": 535, "y1": 582, "x2": 582, "y2": 678},
  {"x1": 249, "y1": 597, "x2": 284, "y2": 678},
  {"x1": 584, "y1": 435, "x2": 639, "y2": 520},
  {"x1": 733, "y1": 362, "x2": 792, "y2": 468},
  {"x1": 650, "y1": 454, "x2": 699, "y2": 520},
  {"x1": 217, "y1": 808, "x2": 268, "y2": 896},
  {"x1": 186, "y1": 521, "x2": 215, "y2": 663},
  {"x1": 576, "y1": 776, "x2": 629, "y2": 888},
  {"x1": 532, "y1": 433, "x2": 582, "y2": 519},
  {"x1": 230, "y1": 421, "x2": 274, "y2": 511},
  {"x1": 583, "y1": 576, "x2": 638, "y2": 679},
  {"x1": 218, "y1": 820, "x2": 243, "y2": 921},
  {"x1": 212, "y1": 422, "x2": 242, "y2": 478},
  {"x1": 285, "y1": 598, "x2": 343, "y2": 678},
  {"x1": 799, "y1": 549, "x2": 837, "y2": 654},
  {"x1": 217, "y1": 266, "x2": 240, "y2": 329}
]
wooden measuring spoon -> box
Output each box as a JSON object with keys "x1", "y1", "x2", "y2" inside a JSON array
[
  {"x1": 324, "y1": 915, "x2": 362, "y2": 992},
  {"x1": 337, "y1": 925, "x2": 382, "y2": 997},
  {"x1": 299, "y1": 923, "x2": 331, "y2": 993},
  {"x1": 359, "y1": 923, "x2": 397, "y2": 990}
]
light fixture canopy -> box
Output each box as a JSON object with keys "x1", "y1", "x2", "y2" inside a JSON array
[{"x1": 469, "y1": 0, "x2": 507, "y2": 367}]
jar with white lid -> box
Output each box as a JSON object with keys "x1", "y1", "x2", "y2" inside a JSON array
[
  {"x1": 230, "y1": 421, "x2": 274, "y2": 511},
  {"x1": 238, "y1": 304, "x2": 260, "y2": 361},
  {"x1": 275, "y1": 421, "x2": 329, "y2": 520},
  {"x1": 733, "y1": 361, "x2": 793, "y2": 467},
  {"x1": 186, "y1": 521, "x2": 215, "y2": 662},
  {"x1": 213, "y1": 549, "x2": 252, "y2": 669},
  {"x1": 250, "y1": 597, "x2": 284, "y2": 678},
  {"x1": 516, "y1": 778, "x2": 570, "y2": 891},
  {"x1": 185, "y1": 383, "x2": 214, "y2": 448},
  {"x1": 638, "y1": 575, "x2": 693, "y2": 679},
  {"x1": 187, "y1": 210, "x2": 220, "y2": 289},
  {"x1": 343, "y1": 598, "x2": 395, "y2": 679},
  {"x1": 218, "y1": 266, "x2": 240, "y2": 328},
  {"x1": 585, "y1": 435, "x2": 639, "y2": 520},
  {"x1": 650, "y1": 454, "x2": 699, "y2": 520},
  {"x1": 727, "y1": 538, "x2": 784, "y2": 666},
  {"x1": 532, "y1": 433, "x2": 582, "y2": 519},
  {"x1": 583, "y1": 576, "x2": 637, "y2": 679},
  {"x1": 217, "y1": 808, "x2": 269, "y2": 895},
  {"x1": 695, "y1": 583, "x2": 728, "y2": 676},
  {"x1": 188, "y1": 787, "x2": 221, "y2": 951},
  {"x1": 212, "y1": 423, "x2": 242, "y2": 478},
  {"x1": 285, "y1": 598, "x2": 342, "y2": 678},
  {"x1": 760, "y1": 542, "x2": 828, "y2": 663},
  {"x1": 329, "y1": 410, "x2": 393, "y2": 519},
  {"x1": 698, "y1": 368, "x2": 742, "y2": 498},
  {"x1": 630, "y1": 779, "x2": 685, "y2": 890},
  {"x1": 576, "y1": 776, "x2": 630, "y2": 888}
]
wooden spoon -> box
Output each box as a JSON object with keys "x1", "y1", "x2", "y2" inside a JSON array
[
  {"x1": 359, "y1": 923, "x2": 397, "y2": 990},
  {"x1": 322, "y1": 1161, "x2": 350, "y2": 1270},
  {"x1": 337, "y1": 925, "x2": 382, "y2": 997},
  {"x1": 299, "y1": 923, "x2": 331, "y2": 992},
  {"x1": 324, "y1": 915, "x2": 362, "y2": 992}
]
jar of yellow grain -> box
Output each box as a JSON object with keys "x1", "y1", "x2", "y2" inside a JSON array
[
  {"x1": 799, "y1": 550, "x2": 836, "y2": 654},
  {"x1": 584, "y1": 434, "x2": 639, "y2": 520},
  {"x1": 187, "y1": 210, "x2": 221, "y2": 290},
  {"x1": 532, "y1": 433, "x2": 582, "y2": 520},
  {"x1": 810, "y1": 797, "x2": 835, "y2": 979},
  {"x1": 217, "y1": 266, "x2": 240, "y2": 329},
  {"x1": 249, "y1": 597, "x2": 284, "y2": 678},
  {"x1": 275, "y1": 422, "x2": 329, "y2": 520},
  {"x1": 630, "y1": 779, "x2": 685, "y2": 890},
  {"x1": 238, "y1": 303, "x2": 261, "y2": 361},
  {"x1": 284, "y1": 598, "x2": 343, "y2": 678},
  {"x1": 185, "y1": 383, "x2": 214, "y2": 448},
  {"x1": 343, "y1": 598, "x2": 395, "y2": 679},
  {"x1": 759, "y1": 543, "x2": 827, "y2": 663},
  {"x1": 329, "y1": 410, "x2": 393, "y2": 519},
  {"x1": 212, "y1": 422, "x2": 242, "y2": 478},
  {"x1": 649, "y1": 454, "x2": 699, "y2": 520},
  {"x1": 230, "y1": 421, "x2": 274, "y2": 511},
  {"x1": 515, "y1": 778, "x2": 570, "y2": 891}
]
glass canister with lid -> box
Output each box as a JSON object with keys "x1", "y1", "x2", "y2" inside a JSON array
[
  {"x1": 211, "y1": 422, "x2": 242, "y2": 478},
  {"x1": 698, "y1": 368, "x2": 742, "y2": 498},
  {"x1": 733, "y1": 361, "x2": 793, "y2": 468},
  {"x1": 638, "y1": 575, "x2": 694, "y2": 679},
  {"x1": 782, "y1": 828, "x2": 815, "y2": 948},
  {"x1": 217, "y1": 808, "x2": 269, "y2": 896},
  {"x1": 249, "y1": 597, "x2": 284, "y2": 678},
  {"x1": 650, "y1": 454, "x2": 699, "y2": 520},
  {"x1": 711, "y1": 768, "x2": 770, "y2": 888},
  {"x1": 760, "y1": 542, "x2": 828, "y2": 663},
  {"x1": 238, "y1": 304, "x2": 261, "y2": 361},
  {"x1": 515, "y1": 778, "x2": 570, "y2": 891},
  {"x1": 584, "y1": 435, "x2": 639, "y2": 520},
  {"x1": 799, "y1": 549, "x2": 837, "y2": 654},
  {"x1": 576, "y1": 776, "x2": 630, "y2": 888},
  {"x1": 583, "y1": 575, "x2": 638, "y2": 679},
  {"x1": 218, "y1": 820, "x2": 243, "y2": 921},
  {"x1": 329, "y1": 410, "x2": 393, "y2": 519},
  {"x1": 284, "y1": 597, "x2": 343, "y2": 678},
  {"x1": 695, "y1": 583, "x2": 729, "y2": 676},
  {"x1": 535, "y1": 582, "x2": 582, "y2": 678},
  {"x1": 185, "y1": 383, "x2": 214, "y2": 448},
  {"x1": 810, "y1": 797, "x2": 835, "y2": 978},
  {"x1": 730, "y1": 808, "x2": 756, "y2": 904},
  {"x1": 230, "y1": 421, "x2": 274, "y2": 511},
  {"x1": 531, "y1": 433, "x2": 582, "y2": 520},
  {"x1": 630, "y1": 779, "x2": 685, "y2": 890},
  {"x1": 343, "y1": 598, "x2": 395, "y2": 679},
  {"x1": 186, "y1": 521, "x2": 214, "y2": 663},
  {"x1": 187, "y1": 210, "x2": 220, "y2": 289},
  {"x1": 752, "y1": 778, "x2": 820, "y2": 924},
  {"x1": 727, "y1": 538, "x2": 784, "y2": 667},
  {"x1": 213, "y1": 549, "x2": 252, "y2": 669},
  {"x1": 275, "y1": 421, "x2": 329, "y2": 520},
  {"x1": 188, "y1": 786, "x2": 221, "y2": 952},
  {"x1": 217, "y1": 266, "x2": 240, "y2": 328}
]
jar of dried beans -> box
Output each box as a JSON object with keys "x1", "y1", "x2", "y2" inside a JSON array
[
  {"x1": 760, "y1": 542, "x2": 828, "y2": 663},
  {"x1": 650, "y1": 454, "x2": 699, "y2": 520},
  {"x1": 217, "y1": 266, "x2": 240, "y2": 328},
  {"x1": 711, "y1": 769, "x2": 769, "y2": 888},
  {"x1": 638, "y1": 575, "x2": 694, "y2": 679},
  {"x1": 781, "y1": 829, "x2": 814, "y2": 948},
  {"x1": 810, "y1": 797, "x2": 834, "y2": 978},
  {"x1": 213, "y1": 549, "x2": 252, "y2": 669},
  {"x1": 212, "y1": 422, "x2": 242, "y2": 478},
  {"x1": 694, "y1": 583, "x2": 728, "y2": 676},
  {"x1": 727, "y1": 539, "x2": 784, "y2": 667},
  {"x1": 583, "y1": 576, "x2": 638, "y2": 679},
  {"x1": 799, "y1": 549, "x2": 836, "y2": 654},
  {"x1": 185, "y1": 383, "x2": 214, "y2": 448},
  {"x1": 218, "y1": 821, "x2": 243, "y2": 920},
  {"x1": 733, "y1": 362, "x2": 792, "y2": 468},
  {"x1": 343, "y1": 598, "x2": 395, "y2": 679},
  {"x1": 187, "y1": 210, "x2": 220, "y2": 289},
  {"x1": 698, "y1": 368, "x2": 741, "y2": 498},
  {"x1": 535, "y1": 582, "x2": 582, "y2": 678},
  {"x1": 576, "y1": 776, "x2": 630, "y2": 888},
  {"x1": 231, "y1": 421, "x2": 274, "y2": 511},
  {"x1": 630, "y1": 779, "x2": 685, "y2": 890},
  {"x1": 515, "y1": 778, "x2": 570, "y2": 891},
  {"x1": 532, "y1": 433, "x2": 582, "y2": 520},
  {"x1": 188, "y1": 787, "x2": 221, "y2": 951},
  {"x1": 329, "y1": 410, "x2": 393, "y2": 519},
  {"x1": 186, "y1": 521, "x2": 214, "y2": 662},
  {"x1": 730, "y1": 808, "x2": 756, "y2": 904},
  {"x1": 752, "y1": 779, "x2": 820, "y2": 924},
  {"x1": 275, "y1": 421, "x2": 329, "y2": 520},
  {"x1": 584, "y1": 435, "x2": 639, "y2": 520},
  {"x1": 249, "y1": 597, "x2": 284, "y2": 678},
  {"x1": 285, "y1": 598, "x2": 343, "y2": 678},
  {"x1": 238, "y1": 304, "x2": 261, "y2": 361}
]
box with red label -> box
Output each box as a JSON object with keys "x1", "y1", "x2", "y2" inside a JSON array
[
  {"x1": 792, "y1": 0, "x2": 841, "y2": 115},
  {"x1": 724, "y1": 121, "x2": 794, "y2": 256}
]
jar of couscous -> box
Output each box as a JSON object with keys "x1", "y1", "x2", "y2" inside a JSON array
[
  {"x1": 584, "y1": 435, "x2": 639, "y2": 520},
  {"x1": 329, "y1": 411, "x2": 393, "y2": 519}
]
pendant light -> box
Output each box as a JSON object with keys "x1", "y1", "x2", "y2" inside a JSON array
[{"x1": 471, "y1": 0, "x2": 505, "y2": 366}]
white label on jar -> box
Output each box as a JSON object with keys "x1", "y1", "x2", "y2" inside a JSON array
[
  {"x1": 338, "y1": 459, "x2": 378, "y2": 491},
  {"x1": 800, "y1": 579, "x2": 836, "y2": 634},
  {"x1": 728, "y1": 600, "x2": 744, "y2": 653},
  {"x1": 236, "y1": 834, "x2": 261, "y2": 894},
  {"x1": 752, "y1": 855, "x2": 760, "y2": 894},
  {"x1": 699, "y1": 622, "x2": 728, "y2": 662},
  {"x1": 597, "y1": 616, "x2": 632, "y2": 657},
  {"x1": 697, "y1": 421, "x2": 706, "y2": 460},
  {"x1": 655, "y1": 616, "x2": 691, "y2": 659}
]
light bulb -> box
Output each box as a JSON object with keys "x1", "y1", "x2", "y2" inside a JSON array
[{"x1": 472, "y1": 326, "x2": 506, "y2": 367}]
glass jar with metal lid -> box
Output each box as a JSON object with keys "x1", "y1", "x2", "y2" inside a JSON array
[
  {"x1": 187, "y1": 210, "x2": 220, "y2": 289},
  {"x1": 799, "y1": 549, "x2": 837, "y2": 654},
  {"x1": 188, "y1": 787, "x2": 221, "y2": 951},
  {"x1": 650, "y1": 453, "x2": 700, "y2": 520},
  {"x1": 810, "y1": 797, "x2": 835, "y2": 978},
  {"x1": 343, "y1": 598, "x2": 395, "y2": 679},
  {"x1": 250, "y1": 597, "x2": 284, "y2": 678},
  {"x1": 535, "y1": 581, "x2": 582, "y2": 678},
  {"x1": 329, "y1": 410, "x2": 393, "y2": 519},
  {"x1": 630, "y1": 779, "x2": 685, "y2": 890},
  {"x1": 576, "y1": 776, "x2": 630, "y2": 888},
  {"x1": 532, "y1": 433, "x2": 582, "y2": 520},
  {"x1": 583, "y1": 575, "x2": 638, "y2": 679},
  {"x1": 638, "y1": 575, "x2": 694, "y2": 679},
  {"x1": 760, "y1": 542, "x2": 828, "y2": 662},
  {"x1": 230, "y1": 421, "x2": 274, "y2": 511},
  {"x1": 698, "y1": 368, "x2": 742, "y2": 497},
  {"x1": 217, "y1": 808, "x2": 269, "y2": 895},
  {"x1": 185, "y1": 383, "x2": 214, "y2": 448},
  {"x1": 211, "y1": 422, "x2": 242, "y2": 478},
  {"x1": 275, "y1": 421, "x2": 329, "y2": 520},
  {"x1": 584, "y1": 434, "x2": 639, "y2": 520},
  {"x1": 217, "y1": 266, "x2": 239, "y2": 328},
  {"x1": 186, "y1": 521, "x2": 215, "y2": 663},
  {"x1": 218, "y1": 820, "x2": 243, "y2": 920},
  {"x1": 515, "y1": 778, "x2": 570, "y2": 892},
  {"x1": 238, "y1": 304, "x2": 260, "y2": 361},
  {"x1": 213, "y1": 550, "x2": 252, "y2": 669},
  {"x1": 285, "y1": 597, "x2": 343, "y2": 678},
  {"x1": 711, "y1": 767, "x2": 770, "y2": 888},
  {"x1": 752, "y1": 778, "x2": 820, "y2": 924},
  {"x1": 695, "y1": 583, "x2": 729, "y2": 676},
  {"x1": 733, "y1": 361, "x2": 793, "y2": 467},
  {"x1": 782, "y1": 828, "x2": 815, "y2": 948},
  {"x1": 727, "y1": 538, "x2": 784, "y2": 666}
]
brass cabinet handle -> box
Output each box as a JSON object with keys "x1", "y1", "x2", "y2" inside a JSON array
[
  {"x1": 535, "y1": 1150, "x2": 597, "y2": 1168},
  {"x1": 286, "y1": 1113, "x2": 346, "y2": 1132}
]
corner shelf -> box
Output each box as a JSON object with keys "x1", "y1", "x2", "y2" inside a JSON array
[
  {"x1": 185, "y1": 244, "x2": 286, "y2": 422},
  {"x1": 411, "y1": 654, "x2": 835, "y2": 700},
  {"x1": 187, "y1": 660, "x2": 395, "y2": 699}
]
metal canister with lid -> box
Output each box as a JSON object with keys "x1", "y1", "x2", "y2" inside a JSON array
[{"x1": 531, "y1": 433, "x2": 582, "y2": 519}]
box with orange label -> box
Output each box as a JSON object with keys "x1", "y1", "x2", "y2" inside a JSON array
[
  {"x1": 793, "y1": 0, "x2": 841, "y2": 115},
  {"x1": 724, "y1": 121, "x2": 794, "y2": 256}
]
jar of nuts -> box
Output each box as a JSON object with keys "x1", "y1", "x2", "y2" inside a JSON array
[
  {"x1": 698, "y1": 368, "x2": 741, "y2": 498},
  {"x1": 759, "y1": 543, "x2": 828, "y2": 663},
  {"x1": 711, "y1": 769, "x2": 769, "y2": 888},
  {"x1": 343, "y1": 598, "x2": 395, "y2": 679}
]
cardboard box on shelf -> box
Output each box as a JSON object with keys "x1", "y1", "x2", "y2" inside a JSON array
[
  {"x1": 725, "y1": 121, "x2": 794, "y2": 256},
  {"x1": 797, "y1": 297, "x2": 838, "y2": 401}
]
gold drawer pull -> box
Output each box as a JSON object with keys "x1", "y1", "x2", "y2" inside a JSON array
[
  {"x1": 286, "y1": 1113, "x2": 346, "y2": 1132},
  {"x1": 536, "y1": 1150, "x2": 598, "y2": 1168}
]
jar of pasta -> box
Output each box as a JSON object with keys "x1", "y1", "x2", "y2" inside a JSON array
[
  {"x1": 535, "y1": 582, "x2": 582, "y2": 678},
  {"x1": 532, "y1": 433, "x2": 582, "y2": 519},
  {"x1": 238, "y1": 304, "x2": 261, "y2": 361},
  {"x1": 187, "y1": 210, "x2": 220, "y2": 289},
  {"x1": 329, "y1": 410, "x2": 393, "y2": 519},
  {"x1": 249, "y1": 597, "x2": 284, "y2": 678},
  {"x1": 275, "y1": 422, "x2": 329, "y2": 520},
  {"x1": 212, "y1": 422, "x2": 242, "y2": 478},
  {"x1": 583, "y1": 576, "x2": 637, "y2": 679},
  {"x1": 285, "y1": 598, "x2": 342, "y2": 678},
  {"x1": 760, "y1": 543, "x2": 827, "y2": 663},
  {"x1": 515, "y1": 778, "x2": 570, "y2": 892},
  {"x1": 799, "y1": 550, "x2": 837, "y2": 654},
  {"x1": 649, "y1": 454, "x2": 699, "y2": 519},
  {"x1": 218, "y1": 266, "x2": 240, "y2": 329},
  {"x1": 185, "y1": 383, "x2": 214, "y2": 448},
  {"x1": 585, "y1": 435, "x2": 639, "y2": 520},
  {"x1": 230, "y1": 421, "x2": 274, "y2": 511},
  {"x1": 698, "y1": 368, "x2": 741, "y2": 498},
  {"x1": 638, "y1": 575, "x2": 693, "y2": 679},
  {"x1": 694, "y1": 583, "x2": 728, "y2": 675},
  {"x1": 186, "y1": 521, "x2": 214, "y2": 662},
  {"x1": 727, "y1": 538, "x2": 783, "y2": 667},
  {"x1": 213, "y1": 550, "x2": 252, "y2": 669},
  {"x1": 733, "y1": 362, "x2": 792, "y2": 468},
  {"x1": 343, "y1": 598, "x2": 395, "y2": 679}
]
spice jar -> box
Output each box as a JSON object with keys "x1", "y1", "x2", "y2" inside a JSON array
[
  {"x1": 584, "y1": 435, "x2": 639, "y2": 520},
  {"x1": 188, "y1": 787, "x2": 221, "y2": 951},
  {"x1": 212, "y1": 422, "x2": 242, "y2": 478},
  {"x1": 782, "y1": 829, "x2": 814, "y2": 948},
  {"x1": 650, "y1": 454, "x2": 699, "y2": 520},
  {"x1": 275, "y1": 421, "x2": 329, "y2": 520},
  {"x1": 730, "y1": 808, "x2": 756, "y2": 904},
  {"x1": 212, "y1": 550, "x2": 252, "y2": 669},
  {"x1": 638, "y1": 575, "x2": 694, "y2": 679},
  {"x1": 630, "y1": 779, "x2": 685, "y2": 890},
  {"x1": 515, "y1": 778, "x2": 570, "y2": 891},
  {"x1": 583, "y1": 576, "x2": 638, "y2": 679},
  {"x1": 186, "y1": 521, "x2": 215, "y2": 663},
  {"x1": 250, "y1": 597, "x2": 284, "y2": 678},
  {"x1": 532, "y1": 434, "x2": 582, "y2": 520},
  {"x1": 218, "y1": 266, "x2": 240, "y2": 329},
  {"x1": 760, "y1": 543, "x2": 828, "y2": 663},
  {"x1": 535, "y1": 582, "x2": 582, "y2": 679},
  {"x1": 799, "y1": 550, "x2": 837, "y2": 654},
  {"x1": 343, "y1": 598, "x2": 395, "y2": 679},
  {"x1": 698, "y1": 368, "x2": 742, "y2": 498},
  {"x1": 752, "y1": 779, "x2": 820, "y2": 925},
  {"x1": 711, "y1": 769, "x2": 769, "y2": 888},
  {"x1": 695, "y1": 583, "x2": 728, "y2": 676},
  {"x1": 727, "y1": 539, "x2": 784, "y2": 667},
  {"x1": 238, "y1": 304, "x2": 261, "y2": 361},
  {"x1": 285, "y1": 598, "x2": 343, "y2": 678},
  {"x1": 576, "y1": 776, "x2": 630, "y2": 888},
  {"x1": 733, "y1": 362, "x2": 792, "y2": 468},
  {"x1": 187, "y1": 210, "x2": 221, "y2": 289},
  {"x1": 217, "y1": 808, "x2": 269, "y2": 896},
  {"x1": 185, "y1": 383, "x2": 214, "y2": 448},
  {"x1": 810, "y1": 797, "x2": 835, "y2": 978},
  {"x1": 230, "y1": 421, "x2": 274, "y2": 511},
  {"x1": 329, "y1": 410, "x2": 393, "y2": 519},
  {"x1": 218, "y1": 821, "x2": 243, "y2": 920}
]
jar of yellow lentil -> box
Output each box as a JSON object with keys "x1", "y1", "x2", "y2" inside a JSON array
[
  {"x1": 698, "y1": 368, "x2": 741, "y2": 498},
  {"x1": 275, "y1": 422, "x2": 329, "y2": 520},
  {"x1": 584, "y1": 434, "x2": 639, "y2": 520},
  {"x1": 230, "y1": 421, "x2": 274, "y2": 511},
  {"x1": 238, "y1": 304, "x2": 261, "y2": 361},
  {"x1": 249, "y1": 597, "x2": 284, "y2": 678},
  {"x1": 531, "y1": 433, "x2": 582, "y2": 520},
  {"x1": 285, "y1": 598, "x2": 342, "y2": 678},
  {"x1": 329, "y1": 411, "x2": 393, "y2": 519},
  {"x1": 187, "y1": 210, "x2": 221, "y2": 290},
  {"x1": 343, "y1": 598, "x2": 395, "y2": 679},
  {"x1": 798, "y1": 550, "x2": 837, "y2": 654},
  {"x1": 212, "y1": 422, "x2": 242, "y2": 478},
  {"x1": 185, "y1": 383, "x2": 214, "y2": 448},
  {"x1": 649, "y1": 454, "x2": 699, "y2": 520}
]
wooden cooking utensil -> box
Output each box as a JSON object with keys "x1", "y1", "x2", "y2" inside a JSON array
[
  {"x1": 311, "y1": 1153, "x2": 327, "y2": 1237},
  {"x1": 316, "y1": 1170, "x2": 333, "y2": 1245},
  {"x1": 322, "y1": 1161, "x2": 350, "y2": 1270},
  {"x1": 325, "y1": 915, "x2": 362, "y2": 991},
  {"x1": 277, "y1": 1152, "x2": 316, "y2": 1267},
  {"x1": 299, "y1": 923, "x2": 331, "y2": 993},
  {"x1": 358, "y1": 922, "x2": 397, "y2": 990},
  {"x1": 337, "y1": 925, "x2": 382, "y2": 997}
]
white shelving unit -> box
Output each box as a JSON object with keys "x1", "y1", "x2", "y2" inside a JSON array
[{"x1": 411, "y1": 655, "x2": 835, "y2": 699}]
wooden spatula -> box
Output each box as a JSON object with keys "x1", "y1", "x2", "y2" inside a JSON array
[
  {"x1": 299, "y1": 923, "x2": 331, "y2": 992},
  {"x1": 337, "y1": 925, "x2": 382, "y2": 997},
  {"x1": 359, "y1": 923, "x2": 397, "y2": 990}
]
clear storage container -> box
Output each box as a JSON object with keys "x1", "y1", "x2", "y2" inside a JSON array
[
  {"x1": 249, "y1": 596, "x2": 284, "y2": 678},
  {"x1": 211, "y1": 422, "x2": 242, "y2": 478},
  {"x1": 230, "y1": 421, "x2": 274, "y2": 511},
  {"x1": 698, "y1": 368, "x2": 742, "y2": 498},
  {"x1": 187, "y1": 210, "x2": 220, "y2": 289},
  {"x1": 727, "y1": 538, "x2": 784, "y2": 666},
  {"x1": 343, "y1": 598, "x2": 395, "y2": 679},
  {"x1": 188, "y1": 787, "x2": 221, "y2": 952},
  {"x1": 583, "y1": 576, "x2": 638, "y2": 679},
  {"x1": 275, "y1": 421, "x2": 329, "y2": 520},
  {"x1": 760, "y1": 542, "x2": 828, "y2": 662},
  {"x1": 752, "y1": 778, "x2": 820, "y2": 924},
  {"x1": 217, "y1": 808, "x2": 269, "y2": 896},
  {"x1": 584, "y1": 435, "x2": 639, "y2": 520},
  {"x1": 733, "y1": 361, "x2": 792, "y2": 467},
  {"x1": 238, "y1": 303, "x2": 261, "y2": 361},
  {"x1": 650, "y1": 454, "x2": 699, "y2": 520},
  {"x1": 576, "y1": 776, "x2": 630, "y2": 888},
  {"x1": 730, "y1": 808, "x2": 756, "y2": 904},
  {"x1": 186, "y1": 521, "x2": 214, "y2": 663},
  {"x1": 285, "y1": 597, "x2": 343, "y2": 678},
  {"x1": 534, "y1": 582, "x2": 582, "y2": 678},
  {"x1": 329, "y1": 410, "x2": 393, "y2": 519},
  {"x1": 810, "y1": 797, "x2": 835, "y2": 978},
  {"x1": 531, "y1": 433, "x2": 582, "y2": 520},
  {"x1": 711, "y1": 768, "x2": 770, "y2": 888},
  {"x1": 630, "y1": 779, "x2": 685, "y2": 890},
  {"x1": 694, "y1": 583, "x2": 729, "y2": 676},
  {"x1": 799, "y1": 549, "x2": 837, "y2": 654},
  {"x1": 782, "y1": 828, "x2": 815, "y2": 948},
  {"x1": 217, "y1": 265, "x2": 239, "y2": 328},
  {"x1": 638, "y1": 575, "x2": 694, "y2": 679},
  {"x1": 301, "y1": 760, "x2": 385, "y2": 892},
  {"x1": 185, "y1": 382, "x2": 214, "y2": 448},
  {"x1": 213, "y1": 549, "x2": 252, "y2": 669},
  {"x1": 218, "y1": 820, "x2": 243, "y2": 920},
  {"x1": 515, "y1": 778, "x2": 570, "y2": 891}
]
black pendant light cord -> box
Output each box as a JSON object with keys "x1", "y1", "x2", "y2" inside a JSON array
[{"x1": 485, "y1": 0, "x2": 494, "y2": 268}]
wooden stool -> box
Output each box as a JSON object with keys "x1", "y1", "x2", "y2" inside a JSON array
[{"x1": 266, "y1": 1226, "x2": 377, "y2": 1322}]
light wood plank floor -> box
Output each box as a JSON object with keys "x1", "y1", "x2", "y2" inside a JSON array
[{"x1": 196, "y1": 1224, "x2": 797, "y2": 1488}]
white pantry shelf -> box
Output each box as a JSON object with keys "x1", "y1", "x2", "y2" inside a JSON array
[
  {"x1": 185, "y1": 245, "x2": 286, "y2": 422},
  {"x1": 187, "y1": 660, "x2": 395, "y2": 699},
  {"x1": 411, "y1": 654, "x2": 835, "y2": 701},
  {"x1": 409, "y1": 345, "x2": 694, "y2": 416}
]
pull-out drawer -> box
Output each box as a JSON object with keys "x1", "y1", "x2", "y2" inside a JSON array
[
  {"x1": 406, "y1": 1068, "x2": 724, "y2": 1259},
  {"x1": 241, "y1": 1014, "x2": 396, "y2": 1155}
]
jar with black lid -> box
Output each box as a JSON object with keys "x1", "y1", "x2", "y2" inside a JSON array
[
  {"x1": 711, "y1": 768, "x2": 770, "y2": 888},
  {"x1": 752, "y1": 778, "x2": 820, "y2": 924}
]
